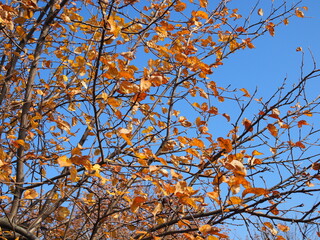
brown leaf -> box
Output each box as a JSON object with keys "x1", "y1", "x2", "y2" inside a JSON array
[
  {"x1": 267, "y1": 124, "x2": 278, "y2": 137},
  {"x1": 298, "y1": 120, "x2": 308, "y2": 128},
  {"x1": 242, "y1": 118, "x2": 253, "y2": 132},
  {"x1": 258, "y1": 8, "x2": 264, "y2": 16}
]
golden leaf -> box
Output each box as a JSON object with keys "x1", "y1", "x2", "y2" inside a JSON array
[
  {"x1": 252, "y1": 150, "x2": 263, "y2": 155},
  {"x1": 229, "y1": 196, "x2": 242, "y2": 205},
  {"x1": 199, "y1": 224, "x2": 212, "y2": 234},
  {"x1": 174, "y1": 1, "x2": 186, "y2": 12},
  {"x1": 240, "y1": 88, "x2": 251, "y2": 97},
  {"x1": 24, "y1": 189, "x2": 38, "y2": 199},
  {"x1": 192, "y1": 10, "x2": 208, "y2": 19},
  {"x1": 57, "y1": 155, "x2": 72, "y2": 167},
  {"x1": 189, "y1": 138, "x2": 205, "y2": 148},
  {"x1": 56, "y1": 207, "x2": 70, "y2": 221}
]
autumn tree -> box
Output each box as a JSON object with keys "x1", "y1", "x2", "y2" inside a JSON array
[{"x1": 0, "y1": 0, "x2": 319, "y2": 239}]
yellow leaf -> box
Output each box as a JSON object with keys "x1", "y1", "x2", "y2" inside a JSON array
[
  {"x1": 142, "y1": 126, "x2": 154, "y2": 134},
  {"x1": 62, "y1": 75, "x2": 68, "y2": 81},
  {"x1": 181, "y1": 196, "x2": 197, "y2": 208},
  {"x1": 24, "y1": 189, "x2": 38, "y2": 199}
]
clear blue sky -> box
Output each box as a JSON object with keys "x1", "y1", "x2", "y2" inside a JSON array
[{"x1": 214, "y1": 0, "x2": 320, "y2": 97}]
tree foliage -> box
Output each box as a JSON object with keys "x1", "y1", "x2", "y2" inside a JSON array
[{"x1": 0, "y1": 0, "x2": 319, "y2": 239}]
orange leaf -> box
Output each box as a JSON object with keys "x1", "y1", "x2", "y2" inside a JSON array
[
  {"x1": 298, "y1": 120, "x2": 308, "y2": 128},
  {"x1": 270, "y1": 206, "x2": 279, "y2": 215},
  {"x1": 229, "y1": 196, "x2": 243, "y2": 204},
  {"x1": 199, "y1": 0, "x2": 208, "y2": 8},
  {"x1": 295, "y1": 8, "x2": 304, "y2": 18},
  {"x1": 240, "y1": 88, "x2": 250, "y2": 97},
  {"x1": 236, "y1": 27, "x2": 246, "y2": 33},
  {"x1": 131, "y1": 196, "x2": 147, "y2": 213},
  {"x1": 266, "y1": 22, "x2": 275, "y2": 36},
  {"x1": 24, "y1": 189, "x2": 38, "y2": 199},
  {"x1": 242, "y1": 188, "x2": 268, "y2": 198},
  {"x1": 189, "y1": 138, "x2": 205, "y2": 148},
  {"x1": 222, "y1": 113, "x2": 230, "y2": 122},
  {"x1": 174, "y1": 1, "x2": 186, "y2": 12},
  {"x1": 199, "y1": 224, "x2": 212, "y2": 234},
  {"x1": 303, "y1": 110, "x2": 313, "y2": 116},
  {"x1": 276, "y1": 236, "x2": 286, "y2": 240},
  {"x1": 277, "y1": 223, "x2": 290, "y2": 232},
  {"x1": 217, "y1": 137, "x2": 232, "y2": 153},
  {"x1": 192, "y1": 10, "x2": 208, "y2": 19},
  {"x1": 267, "y1": 124, "x2": 278, "y2": 137},
  {"x1": 252, "y1": 150, "x2": 263, "y2": 155},
  {"x1": 186, "y1": 148, "x2": 200, "y2": 158},
  {"x1": 295, "y1": 141, "x2": 305, "y2": 149}
]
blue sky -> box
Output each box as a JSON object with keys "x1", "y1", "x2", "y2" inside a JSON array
[{"x1": 214, "y1": 0, "x2": 320, "y2": 97}]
